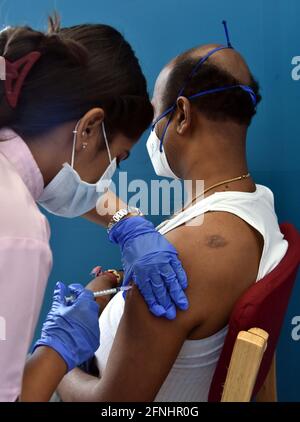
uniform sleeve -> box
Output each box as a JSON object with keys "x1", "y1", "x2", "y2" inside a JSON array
[{"x1": 0, "y1": 237, "x2": 52, "y2": 401}]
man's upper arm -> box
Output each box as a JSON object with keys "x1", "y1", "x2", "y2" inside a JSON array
[{"x1": 92, "y1": 285, "x2": 190, "y2": 401}]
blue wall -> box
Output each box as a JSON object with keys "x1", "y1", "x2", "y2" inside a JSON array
[{"x1": 2, "y1": 0, "x2": 299, "y2": 401}]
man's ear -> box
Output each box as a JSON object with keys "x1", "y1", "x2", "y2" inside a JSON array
[{"x1": 175, "y1": 96, "x2": 192, "y2": 135}]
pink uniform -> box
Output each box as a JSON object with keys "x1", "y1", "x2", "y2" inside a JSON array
[{"x1": 0, "y1": 127, "x2": 52, "y2": 401}]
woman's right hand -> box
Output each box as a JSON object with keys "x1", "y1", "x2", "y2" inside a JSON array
[{"x1": 33, "y1": 282, "x2": 100, "y2": 372}]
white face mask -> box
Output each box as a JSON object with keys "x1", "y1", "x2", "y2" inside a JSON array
[
  {"x1": 37, "y1": 120, "x2": 116, "y2": 218},
  {"x1": 146, "y1": 128, "x2": 179, "y2": 179}
]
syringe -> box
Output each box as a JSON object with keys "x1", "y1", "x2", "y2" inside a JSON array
[
  {"x1": 65, "y1": 285, "x2": 132, "y2": 303},
  {"x1": 93, "y1": 285, "x2": 132, "y2": 297}
]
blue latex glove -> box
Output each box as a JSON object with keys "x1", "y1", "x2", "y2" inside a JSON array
[
  {"x1": 109, "y1": 216, "x2": 189, "y2": 320},
  {"x1": 33, "y1": 282, "x2": 100, "y2": 372}
]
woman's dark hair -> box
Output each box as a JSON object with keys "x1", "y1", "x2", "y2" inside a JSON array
[
  {"x1": 0, "y1": 12, "x2": 153, "y2": 140},
  {"x1": 162, "y1": 53, "x2": 262, "y2": 127}
]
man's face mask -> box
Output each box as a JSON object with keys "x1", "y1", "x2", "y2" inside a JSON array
[
  {"x1": 37, "y1": 120, "x2": 116, "y2": 218},
  {"x1": 146, "y1": 21, "x2": 257, "y2": 180},
  {"x1": 146, "y1": 125, "x2": 180, "y2": 180}
]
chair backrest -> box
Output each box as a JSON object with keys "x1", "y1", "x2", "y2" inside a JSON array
[{"x1": 208, "y1": 223, "x2": 300, "y2": 402}]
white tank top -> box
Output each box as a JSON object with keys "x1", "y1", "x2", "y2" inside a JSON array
[{"x1": 94, "y1": 184, "x2": 288, "y2": 401}]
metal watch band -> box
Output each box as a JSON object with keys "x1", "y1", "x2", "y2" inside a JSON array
[{"x1": 107, "y1": 207, "x2": 143, "y2": 233}]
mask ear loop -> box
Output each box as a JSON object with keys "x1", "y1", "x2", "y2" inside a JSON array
[
  {"x1": 101, "y1": 121, "x2": 112, "y2": 163},
  {"x1": 187, "y1": 84, "x2": 257, "y2": 107},
  {"x1": 239, "y1": 85, "x2": 257, "y2": 107},
  {"x1": 222, "y1": 20, "x2": 233, "y2": 48},
  {"x1": 177, "y1": 20, "x2": 233, "y2": 98},
  {"x1": 71, "y1": 119, "x2": 81, "y2": 169}
]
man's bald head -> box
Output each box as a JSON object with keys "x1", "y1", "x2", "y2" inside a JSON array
[
  {"x1": 153, "y1": 43, "x2": 261, "y2": 127},
  {"x1": 174, "y1": 44, "x2": 252, "y2": 84}
]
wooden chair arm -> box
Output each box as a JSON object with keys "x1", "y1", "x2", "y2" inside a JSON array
[
  {"x1": 221, "y1": 328, "x2": 269, "y2": 402},
  {"x1": 255, "y1": 353, "x2": 277, "y2": 402}
]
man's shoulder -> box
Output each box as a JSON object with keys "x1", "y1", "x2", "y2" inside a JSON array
[
  {"x1": 164, "y1": 210, "x2": 264, "y2": 331},
  {"x1": 165, "y1": 210, "x2": 261, "y2": 268}
]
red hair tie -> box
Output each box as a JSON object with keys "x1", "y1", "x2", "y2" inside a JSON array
[{"x1": 4, "y1": 51, "x2": 41, "y2": 108}]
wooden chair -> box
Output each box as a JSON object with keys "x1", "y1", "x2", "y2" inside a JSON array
[{"x1": 208, "y1": 223, "x2": 300, "y2": 402}]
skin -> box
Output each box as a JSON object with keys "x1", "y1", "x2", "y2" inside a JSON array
[
  {"x1": 57, "y1": 45, "x2": 264, "y2": 402},
  {"x1": 21, "y1": 347, "x2": 67, "y2": 402}
]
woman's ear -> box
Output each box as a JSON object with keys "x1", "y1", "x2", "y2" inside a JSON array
[
  {"x1": 75, "y1": 108, "x2": 105, "y2": 153},
  {"x1": 175, "y1": 96, "x2": 192, "y2": 135}
]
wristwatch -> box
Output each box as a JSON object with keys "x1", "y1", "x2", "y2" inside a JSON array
[{"x1": 107, "y1": 207, "x2": 143, "y2": 233}]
